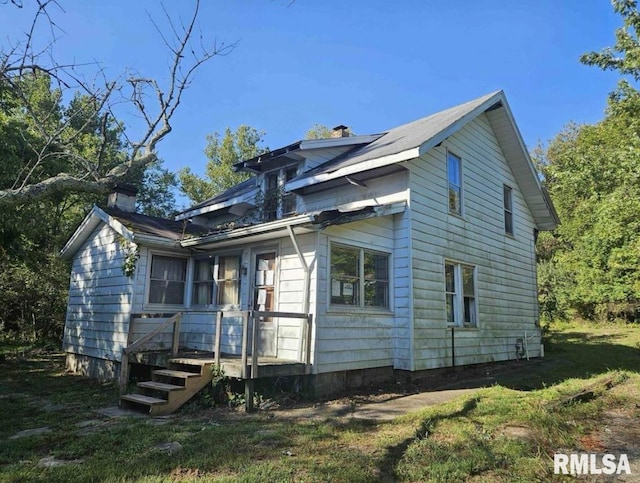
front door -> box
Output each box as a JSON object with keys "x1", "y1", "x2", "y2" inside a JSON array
[{"x1": 253, "y1": 251, "x2": 277, "y2": 357}]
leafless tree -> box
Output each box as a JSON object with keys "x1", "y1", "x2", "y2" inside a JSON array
[{"x1": 0, "y1": 0, "x2": 235, "y2": 205}]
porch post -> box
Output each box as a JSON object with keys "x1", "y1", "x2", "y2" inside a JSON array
[{"x1": 214, "y1": 311, "x2": 222, "y2": 366}]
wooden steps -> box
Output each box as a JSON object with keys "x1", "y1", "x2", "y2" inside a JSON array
[{"x1": 119, "y1": 358, "x2": 214, "y2": 416}]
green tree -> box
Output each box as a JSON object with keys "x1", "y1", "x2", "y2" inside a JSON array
[
  {"x1": 179, "y1": 125, "x2": 267, "y2": 204},
  {"x1": 305, "y1": 123, "x2": 333, "y2": 139},
  {"x1": 537, "y1": 110, "x2": 640, "y2": 322}
]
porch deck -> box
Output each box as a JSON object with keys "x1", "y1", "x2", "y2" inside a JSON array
[{"x1": 129, "y1": 350, "x2": 307, "y2": 379}]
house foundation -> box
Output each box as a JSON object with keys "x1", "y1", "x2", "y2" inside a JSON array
[{"x1": 65, "y1": 353, "x2": 120, "y2": 382}]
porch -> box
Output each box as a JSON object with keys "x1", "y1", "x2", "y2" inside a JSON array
[{"x1": 118, "y1": 310, "x2": 312, "y2": 414}]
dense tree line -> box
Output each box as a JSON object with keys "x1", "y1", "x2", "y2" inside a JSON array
[{"x1": 537, "y1": 0, "x2": 640, "y2": 322}]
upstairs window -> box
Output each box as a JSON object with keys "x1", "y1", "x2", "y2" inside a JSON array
[
  {"x1": 503, "y1": 185, "x2": 514, "y2": 235},
  {"x1": 149, "y1": 255, "x2": 187, "y2": 305},
  {"x1": 447, "y1": 152, "x2": 462, "y2": 215},
  {"x1": 263, "y1": 165, "x2": 298, "y2": 221},
  {"x1": 445, "y1": 262, "x2": 477, "y2": 327},
  {"x1": 330, "y1": 244, "x2": 389, "y2": 308},
  {"x1": 192, "y1": 255, "x2": 241, "y2": 306}
]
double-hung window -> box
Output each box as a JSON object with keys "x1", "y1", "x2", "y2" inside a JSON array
[
  {"x1": 192, "y1": 255, "x2": 241, "y2": 306},
  {"x1": 447, "y1": 152, "x2": 462, "y2": 215},
  {"x1": 503, "y1": 185, "x2": 514, "y2": 235},
  {"x1": 148, "y1": 255, "x2": 187, "y2": 305},
  {"x1": 445, "y1": 262, "x2": 477, "y2": 327},
  {"x1": 330, "y1": 244, "x2": 389, "y2": 308}
]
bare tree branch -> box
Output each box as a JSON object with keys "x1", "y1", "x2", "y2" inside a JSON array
[{"x1": 0, "y1": 0, "x2": 233, "y2": 205}]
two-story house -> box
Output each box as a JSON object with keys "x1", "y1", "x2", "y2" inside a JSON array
[{"x1": 61, "y1": 90, "x2": 558, "y2": 412}]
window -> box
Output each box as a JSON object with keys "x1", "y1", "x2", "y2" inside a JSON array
[
  {"x1": 216, "y1": 256, "x2": 241, "y2": 306},
  {"x1": 193, "y1": 258, "x2": 214, "y2": 305},
  {"x1": 330, "y1": 244, "x2": 389, "y2": 308},
  {"x1": 282, "y1": 166, "x2": 298, "y2": 216},
  {"x1": 263, "y1": 165, "x2": 298, "y2": 221},
  {"x1": 192, "y1": 255, "x2": 241, "y2": 306},
  {"x1": 445, "y1": 262, "x2": 477, "y2": 327},
  {"x1": 503, "y1": 185, "x2": 514, "y2": 235},
  {"x1": 149, "y1": 255, "x2": 187, "y2": 305},
  {"x1": 447, "y1": 152, "x2": 462, "y2": 214}
]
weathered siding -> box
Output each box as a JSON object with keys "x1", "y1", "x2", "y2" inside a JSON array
[
  {"x1": 408, "y1": 113, "x2": 541, "y2": 371},
  {"x1": 300, "y1": 170, "x2": 408, "y2": 214},
  {"x1": 63, "y1": 224, "x2": 134, "y2": 362},
  {"x1": 276, "y1": 232, "x2": 317, "y2": 361},
  {"x1": 314, "y1": 214, "x2": 408, "y2": 374}
]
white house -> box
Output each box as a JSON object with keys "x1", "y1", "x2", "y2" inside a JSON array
[{"x1": 61, "y1": 90, "x2": 558, "y2": 409}]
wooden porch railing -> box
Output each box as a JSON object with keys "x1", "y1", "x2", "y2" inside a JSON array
[
  {"x1": 215, "y1": 310, "x2": 313, "y2": 379},
  {"x1": 118, "y1": 312, "x2": 182, "y2": 394},
  {"x1": 217, "y1": 310, "x2": 312, "y2": 411}
]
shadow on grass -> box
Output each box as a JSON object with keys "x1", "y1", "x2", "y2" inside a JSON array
[
  {"x1": 377, "y1": 396, "x2": 482, "y2": 481},
  {"x1": 492, "y1": 330, "x2": 640, "y2": 391}
]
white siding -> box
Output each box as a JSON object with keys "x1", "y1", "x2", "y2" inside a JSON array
[
  {"x1": 63, "y1": 224, "x2": 135, "y2": 362},
  {"x1": 313, "y1": 214, "x2": 409, "y2": 374},
  {"x1": 408, "y1": 113, "x2": 541, "y2": 371},
  {"x1": 300, "y1": 170, "x2": 408, "y2": 214},
  {"x1": 275, "y1": 232, "x2": 317, "y2": 361}
]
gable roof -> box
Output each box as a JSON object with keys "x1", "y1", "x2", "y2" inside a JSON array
[
  {"x1": 60, "y1": 205, "x2": 210, "y2": 260},
  {"x1": 176, "y1": 90, "x2": 558, "y2": 231},
  {"x1": 285, "y1": 90, "x2": 558, "y2": 230}
]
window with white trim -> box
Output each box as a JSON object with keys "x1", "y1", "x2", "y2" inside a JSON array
[
  {"x1": 447, "y1": 151, "x2": 462, "y2": 214},
  {"x1": 192, "y1": 255, "x2": 241, "y2": 306},
  {"x1": 503, "y1": 184, "x2": 514, "y2": 235},
  {"x1": 148, "y1": 255, "x2": 187, "y2": 305},
  {"x1": 445, "y1": 262, "x2": 477, "y2": 327},
  {"x1": 330, "y1": 244, "x2": 389, "y2": 308}
]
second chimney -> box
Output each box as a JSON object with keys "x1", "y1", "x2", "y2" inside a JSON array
[
  {"x1": 107, "y1": 183, "x2": 137, "y2": 212},
  {"x1": 331, "y1": 124, "x2": 350, "y2": 138}
]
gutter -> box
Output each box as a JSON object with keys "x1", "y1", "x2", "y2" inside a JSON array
[{"x1": 180, "y1": 213, "x2": 316, "y2": 248}]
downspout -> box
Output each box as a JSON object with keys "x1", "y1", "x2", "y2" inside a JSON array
[{"x1": 286, "y1": 225, "x2": 310, "y2": 313}]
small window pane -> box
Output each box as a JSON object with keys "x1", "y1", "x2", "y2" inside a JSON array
[
  {"x1": 503, "y1": 185, "x2": 512, "y2": 210},
  {"x1": 504, "y1": 185, "x2": 514, "y2": 235},
  {"x1": 217, "y1": 256, "x2": 240, "y2": 306},
  {"x1": 446, "y1": 294, "x2": 455, "y2": 323},
  {"x1": 448, "y1": 153, "x2": 462, "y2": 214},
  {"x1": 445, "y1": 264, "x2": 456, "y2": 293},
  {"x1": 364, "y1": 252, "x2": 389, "y2": 307},
  {"x1": 149, "y1": 256, "x2": 186, "y2": 305},
  {"x1": 330, "y1": 245, "x2": 360, "y2": 305},
  {"x1": 332, "y1": 246, "x2": 359, "y2": 278},
  {"x1": 448, "y1": 153, "x2": 461, "y2": 185},
  {"x1": 462, "y1": 266, "x2": 474, "y2": 296},
  {"x1": 192, "y1": 259, "x2": 214, "y2": 305},
  {"x1": 464, "y1": 297, "x2": 476, "y2": 325}
]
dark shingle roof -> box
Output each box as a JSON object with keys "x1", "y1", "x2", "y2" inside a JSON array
[{"x1": 103, "y1": 207, "x2": 210, "y2": 240}]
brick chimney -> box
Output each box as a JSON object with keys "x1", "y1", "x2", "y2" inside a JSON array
[
  {"x1": 107, "y1": 183, "x2": 137, "y2": 212},
  {"x1": 331, "y1": 124, "x2": 350, "y2": 138}
]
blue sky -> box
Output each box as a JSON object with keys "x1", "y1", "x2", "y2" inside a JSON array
[{"x1": 1, "y1": 1, "x2": 622, "y2": 208}]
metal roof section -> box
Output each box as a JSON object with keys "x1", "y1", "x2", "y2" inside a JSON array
[
  {"x1": 175, "y1": 177, "x2": 258, "y2": 221},
  {"x1": 232, "y1": 134, "x2": 383, "y2": 174},
  {"x1": 179, "y1": 200, "x2": 407, "y2": 251},
  {"x1": 286, "y1": 91, "x2": 502, "y2": 192}
]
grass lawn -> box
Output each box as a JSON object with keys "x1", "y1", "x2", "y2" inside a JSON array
[{"x1": 1, "y1": 321, "x2": 639, "y2": 482}]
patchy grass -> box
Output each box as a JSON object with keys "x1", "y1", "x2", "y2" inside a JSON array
[{"x1": 1, "y1": 321, "x2": 639, "y2": 482}]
